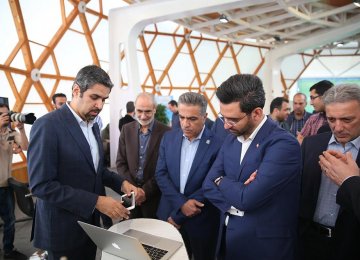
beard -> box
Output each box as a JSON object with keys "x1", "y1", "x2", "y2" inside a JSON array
[
  {"x1": 136, "y1": 116, "x2": 154, "y2": 126},
  {"x1": 85, "y1": 109, "x2": 100, "y2": 121}
]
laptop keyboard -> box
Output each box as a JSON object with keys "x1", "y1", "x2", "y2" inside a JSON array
[{"x1": 142, "y1": 243, "x2": 168, "y2": 260}]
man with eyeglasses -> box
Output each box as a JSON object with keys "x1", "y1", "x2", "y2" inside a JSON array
[
  {"x1": 297, "y1": 80, "x2": 333, "y2": 144},
  {"x1": 116, "y1": 93, "x2": 170, "y2": 219},
  {"x1": 203, "y1": 74, "x2": 302, "y2": 260},
  {"x1": 156, "y1": 92, "x2": 222, "y2": 260}
]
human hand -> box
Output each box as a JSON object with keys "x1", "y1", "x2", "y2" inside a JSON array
[
  {"x1": 244, "y1": 170, "x2": 257, "y2": 185},
  {"x1": 14, "y1": 122, "x2": 24, "y2": 130},
  {"x1": 319, "y1": 151, "x2": 360, "y2": 186},
  {"x1": 325, "y1": 150, "x2": 347, "y2": 162},
  {"x1": 297, "y1": 132, "x2": 304, "y2": 145},
  {"x1": 121, "y1": 180, "x2": 137, "y2": 196},
  {"x1": 135, "y1": 187, "x2": 146, "y2": 205},
  {"x1": 167, "y1": 217, "x2": 181, "y2": 229},
  {"x1": 181, "y1": 199, "x2": 204, "y2": 217},
  {"x1": 0, "y1": 112, "x2": 9, "y2": 128},
  {"x1": 95, "y1": 196, "x2": 130, "y2": 220},
  {"x1": 12, "y1": 143, "x2": 22, "y2": 154}
]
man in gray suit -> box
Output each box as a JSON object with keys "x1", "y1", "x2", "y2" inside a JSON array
[{"x1": 116, "y1": 93, "x2": 170, "y2": 219}]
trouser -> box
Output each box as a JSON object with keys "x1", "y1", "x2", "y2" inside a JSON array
[
  {"x1": 179, "y1": 227, "x2": 217, "y2": 260},
  {"x1": 0, "y1": 186, "x2": 16, "y2": 253},
  {"x1": 298, "y1": 221, "x2": 334, "y2": 260},
  {"x1": 47, "y1": 238, "x2": 97, "y2": 260}
]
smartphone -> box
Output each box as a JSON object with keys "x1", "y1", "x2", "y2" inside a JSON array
[{"x1": 121, "y1": 191, "x2": 135, "y2": 210}]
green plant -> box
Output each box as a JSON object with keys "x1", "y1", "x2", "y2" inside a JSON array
[{"x1": 155, "y1": 104, "x2": 169, "y2": 125}]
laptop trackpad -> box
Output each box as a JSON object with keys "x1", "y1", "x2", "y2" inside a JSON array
[{"x1": 123, "y1": 229, "x2": 161, "y2": 246}]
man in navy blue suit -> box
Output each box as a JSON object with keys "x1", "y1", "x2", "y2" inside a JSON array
[
  {"x1": 156, "y1": 92, "x2": 222, "y2": 260},
  {"x1": 203, "y1": 74, "x2": 301, "y2": 260},
  {"x1": 28, "y1": 65, "x2": 137, "y2": 260}
]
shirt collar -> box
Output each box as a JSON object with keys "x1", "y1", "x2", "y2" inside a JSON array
[
  {"x1": 329, "y1": 134, "x2": 360, "y2": 151},
  {"x1": 66, "y1": 103, "x2": 94, "y2": 127}
]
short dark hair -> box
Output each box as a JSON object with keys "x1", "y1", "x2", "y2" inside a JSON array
[
  {"x1": 168, "y1": 100, "x2": 178, "y2": 107},
  {"x1": 0, "y1": 103, "x2": 10, "y2": 110},
  {"x1": 270, "y1": 97, "x2": 289, "y2": 113},
  {"x1": 52, "y1": 93, "x2": 67, "y2": 104},
  {"x1": 126, "y1": 101, "x2": 135, "y2": 113},
  {"x1": 216, "y1": 74, "x2": 265, "y2": 114},
  {"x1": 309, "y1": 80, "x2": 333, "y2": 96},
  {"x1": 73, "y1": 65, "x2": 114, "y2": 95}
]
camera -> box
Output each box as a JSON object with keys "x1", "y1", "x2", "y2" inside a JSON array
[{"x1": 0, "y1": 111, "x2": 37, "y2": 125}]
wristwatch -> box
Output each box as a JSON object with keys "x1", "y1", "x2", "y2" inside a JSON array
[{"x1": 214, "y1": 176, "x2": 223, "y2": 186}]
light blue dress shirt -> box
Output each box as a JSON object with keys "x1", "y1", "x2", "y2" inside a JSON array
[
  {"x1": 179, "y1": 126, "x2": 205, "y2": 194},
  {"x1": 313, "y1": 135, "x2": 360, "y2": 227},
  {"x1": 66, "y1": 103, "x2": 99, "y2": 172}
]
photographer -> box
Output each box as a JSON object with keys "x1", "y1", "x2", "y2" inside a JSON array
[{"x1": 0, "y1": 103, "x2": 28, "y2": 259}]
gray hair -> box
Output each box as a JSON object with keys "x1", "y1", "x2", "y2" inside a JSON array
[
  {"x1": 135, "y1": 92, "x2": 157, "y2": 108},
  {"x1": 178, "y1": 92, "x2": 207, "y2": 115},
  {"x1": 73, "y1": 65, "x2": 113, "y2": 95},
  {"x1": 323, "y1": 83, "x2": 360, "y2": 105}
]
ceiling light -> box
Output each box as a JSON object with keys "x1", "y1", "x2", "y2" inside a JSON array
[
  {"x1": 336, "y1": 41, "x2": 344, "y2": 47},
  {"x1": 219, "y1": 14, "x2": 229, "y2": 24},
  {"x1": 354, "y1": 0, "x2": 360, "y2": 7}
]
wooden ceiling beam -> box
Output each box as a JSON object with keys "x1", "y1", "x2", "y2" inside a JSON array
[
  {"x1": 78, "y1": 12, "x2": 100, "y2": 65},
  {"x1": 139, "y1": 35, "x2": 157, "y2": 91}
]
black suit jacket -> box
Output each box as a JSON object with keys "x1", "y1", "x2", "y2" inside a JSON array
[
  {"x1": 118, "y1": 114, "x2": 135, "y2": 131},
  {"x1": 299, "y1": 132, "x2": 360, "y2": 259}
]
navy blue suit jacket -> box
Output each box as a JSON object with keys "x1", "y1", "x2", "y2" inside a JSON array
[
  {"x1": 155, "y1": 127, "x2": 222, "y2": 237},
  {"x1": 28, "y1": 105, "x2": 125, "y2": 251},
  {"x1": 203, "y1": 118, "x2": 301, "y2": 260}
]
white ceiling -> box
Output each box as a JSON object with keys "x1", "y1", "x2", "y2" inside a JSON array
[{"x1": 164, "y1": 0, "x2": 360, "y2": 52}]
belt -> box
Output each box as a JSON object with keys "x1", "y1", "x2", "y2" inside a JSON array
[{"x1": 311, "y1": 221, "x2": 334, "y2": 238}]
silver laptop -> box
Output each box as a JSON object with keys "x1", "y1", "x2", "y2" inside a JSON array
[{"x1": 78, "y1": 221, "x2": 182, "y2": 260}]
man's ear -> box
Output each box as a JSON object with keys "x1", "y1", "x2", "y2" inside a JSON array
[{"x1": 72, "y1": 84, "x2": 80, "y2": 97}]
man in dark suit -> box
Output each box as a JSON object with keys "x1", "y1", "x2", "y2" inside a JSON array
[
  {"x1": 118, "y1": 101, "x2": 135, "y2": 131},
  {"x1": 116, "y1": 93, "x2": 170, "y2": 219},
  {"x1": 156, "y1": 92, "x2": 222, "y2": 260},
  {"x1": 168, "y1": 100, "x2": 180, "y2": 129},
  {"x1": 203, "y1": 74, "x2": 301, "y2": 260},
  {"x1": 298, "y1": 83, "x2": 360, "y2": 260},
  {"x1": 269, "y1": 96, "x2": 291, "y2": 130},
  {"x1": 27, "y1": 65, "x2": 137, "y2": 260}
]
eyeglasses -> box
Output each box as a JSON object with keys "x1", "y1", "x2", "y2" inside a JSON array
[
  {"x1": 218, "y1": 112, "x2": 248, "y2": 127},
  {"x1": 310, "y1": 95, "x2": 321, "y2": 100}
]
